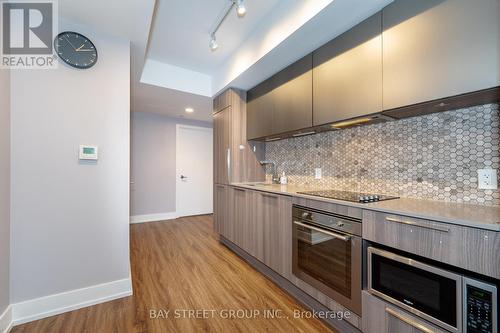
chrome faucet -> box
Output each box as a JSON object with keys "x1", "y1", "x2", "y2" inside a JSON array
[{"x1": 260, "y1": 160, "x2": 280, "y2": 184}]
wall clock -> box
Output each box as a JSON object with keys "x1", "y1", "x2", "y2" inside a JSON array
[{"x1": 54, "y1": 31, "x2": 98, "y2": 69}]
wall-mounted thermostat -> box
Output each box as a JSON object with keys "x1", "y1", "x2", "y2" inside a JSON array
[{"x1": 79, "y1": 145, "x2": 98, "y2": 160}]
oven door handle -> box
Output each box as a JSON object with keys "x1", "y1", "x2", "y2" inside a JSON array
[{"x1": 293, "y1": 221, "x2": 351, "y2": 242}]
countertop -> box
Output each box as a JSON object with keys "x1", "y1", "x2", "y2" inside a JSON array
[{"x1": 231, "y1": 183, "x2": 500, "y2": 232}]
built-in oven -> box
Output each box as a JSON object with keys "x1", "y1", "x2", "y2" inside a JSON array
[
  {"x1": 292, "y1": 205, "x2": 362, "y2": 315},
  {"x1": 368, "y1": 247, "x2": 498, "y2": 333}
]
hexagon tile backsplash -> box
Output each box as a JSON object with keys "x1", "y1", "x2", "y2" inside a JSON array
[{"x1": 264, "y1": 103, "x2": 500, "y2": 206}]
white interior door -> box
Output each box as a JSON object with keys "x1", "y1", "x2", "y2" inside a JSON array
[{"x1": 176, "y1": 125, "x2": 213, "y2": 217}]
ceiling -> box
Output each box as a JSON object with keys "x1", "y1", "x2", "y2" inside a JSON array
[
  {"x1": 148, "y1": 0, "x2": 282, "y2": 75},
  {"x1": 60, "y1": 0, "x2": 394, "y2": 123}
]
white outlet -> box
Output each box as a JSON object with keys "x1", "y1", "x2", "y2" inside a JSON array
[
  {"x1": 478, "y1": 169, "x2": 498, "y2": 190},
  {"x1": 315, "y1": 168, "x2": 322, "y2": 179}
]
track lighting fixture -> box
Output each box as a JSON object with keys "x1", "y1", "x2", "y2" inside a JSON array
[
  {"x1": 209, "y1": 0, "x2": 247, "y2": 51},
  {"x1": 209, "y1": 35, "x2": 218, "y2": 51},
  {"x1": 236, "y1": 0, "x2": 246, "y2": 17}
]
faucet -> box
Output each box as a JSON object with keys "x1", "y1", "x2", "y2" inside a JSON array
[{"x1": 260, "y1": 160, "x2": 280, "y2": 184}]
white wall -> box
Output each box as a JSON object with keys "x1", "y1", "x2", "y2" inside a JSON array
[
  {"x1": 10, "y1": 19, "x2": 131, "y2": 303},
  {"x1": 130, "y1": 112, "x2": 212, "y2": 217},
  {"x1": 0, "y1": 68, "x2": 10, "y2": 317}
]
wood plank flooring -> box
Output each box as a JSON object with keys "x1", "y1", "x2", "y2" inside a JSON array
[{"x1": 12, "y1": 215, "x2": 334, "y2": 333}]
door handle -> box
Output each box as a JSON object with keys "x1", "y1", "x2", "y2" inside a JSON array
[
  {"x1": 385, "y1": 217, "x2": 450, "y2": 233},
  {"x1": 385, "y1": 307, "x2": 436, "y2": 333},
  {"x1": 227, "y1": 148, "x2": 231, "y2": 181},
  {"x1": 293, "y1": 221, "x2": 351, "y2": 242},
  {"x1": 180, "y1": 175, "x2": 188, "y2": 180}
]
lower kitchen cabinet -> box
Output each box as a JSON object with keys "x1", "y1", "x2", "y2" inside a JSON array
[
  {"x1": 214, "y1": 184, "x2": 232, "y2": 240},
  {"x1": 255, "y1": 191, "x2": 292, "y2": 277},
  {"x1": 362, "y1": 291, "x2": 448, "y2": 333},
  {"x1": 230, "y1": 187, "x2": 264, "y2": 261}
]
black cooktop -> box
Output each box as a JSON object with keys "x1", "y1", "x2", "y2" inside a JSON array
[{"x1": 297, "y1": 190, "x2": 399, "y2": 203}]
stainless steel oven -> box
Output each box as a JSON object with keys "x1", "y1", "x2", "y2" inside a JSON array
[
  {"x1": 368, "y1": 247, "x2": 498, "y2": 333},
  {"x1": 292, "y1": 205, "x2": 362, "y2": 315}
]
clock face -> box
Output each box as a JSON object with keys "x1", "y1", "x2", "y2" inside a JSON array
[{"x1": 54, "y1": 32, "x2": 98, "y2": 69}]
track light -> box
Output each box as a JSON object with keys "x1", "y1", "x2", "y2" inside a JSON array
[
  {"x1": 209, "y1": 0, "x2": 247, "y2": 51},
  {"x1": 236, "y1": 0, "x2": 246, "y2": 17},
  {"x1": 209, "y1": 35, "x2": 218, "y2": 51}
]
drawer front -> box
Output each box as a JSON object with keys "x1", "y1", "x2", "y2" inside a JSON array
[
  {"x1": 362, "y1": 291, "x2": 449, "y2": 333},
  {"x1": 363, "y1": 210, "x2": 500, "y2": 279}
]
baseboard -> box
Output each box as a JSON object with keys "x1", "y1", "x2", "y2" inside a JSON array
[
  {"x1": 11, "y1": 277, "x2": 132, "y2": 326},
  {"x1": 0, "y1": 306, "x2": 12, "y2": 333},
  {"x1": 130, "y1": 212, "x2": 178, "y2": 224}
]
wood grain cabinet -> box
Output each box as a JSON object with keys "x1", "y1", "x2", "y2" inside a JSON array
[
  {"x1": 382, "y1": 0, "x2": 500, "y2": 111},
  {"x1": 255, "y1": 192, "x2": 293, "y2": 277},
  {"x1": 214, "y1": 184, "x2": 231, "y2": 238},
  {"x1": 213, "y1": 106, "x2": 231, "y2": 185},
  {"x1": 213, "y1": 88, "x2": 265, "y2": 186},
  {"x1": 230, "y1": 187, "x2": 264, "y2": 261},
  {"x1": 362, "y1": 291, "x2": 448, "y2": 333},
  {"x1": 363, "y1": 210, "x2": 500, "y2": 279},
  {"x1": 247, "y1": 55, "x2": 313, "y2": 140},
  {"x1": 312, "y1": 12, "x2": 382, "y2": 126}
]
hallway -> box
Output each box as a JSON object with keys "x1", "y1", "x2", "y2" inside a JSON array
[{"x1": 12, "y1": 216, "x2": 332, "y2": 333}]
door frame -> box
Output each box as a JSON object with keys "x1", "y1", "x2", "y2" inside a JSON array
[{"x1": 175, "y1": 124, "x2": 214, "y2": 217}]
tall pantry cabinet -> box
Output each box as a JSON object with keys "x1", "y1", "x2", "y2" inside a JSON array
[{"x1": 213, "y1": 88, "x2": 265, "y2": 234}]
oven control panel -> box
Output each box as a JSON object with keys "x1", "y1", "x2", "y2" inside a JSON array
[{"x1": 465, "y1": 279, "x2": 497, "y2": 333}]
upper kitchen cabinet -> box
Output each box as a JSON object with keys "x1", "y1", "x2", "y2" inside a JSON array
[
  {"x1": 247, "y1": 54, "x2": 313, "y2": 140},
  {"x1": 313, "y1": 13, "x2": 382, "y2": 126},
  {"x1": 271, "y1": 55, "x2": 313, "y2": 135},
  {"x1": 382, "y1": 0, "x2": 500, "y2": 112}
]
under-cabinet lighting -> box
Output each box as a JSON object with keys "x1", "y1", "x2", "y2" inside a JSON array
[
  {"x1": 331, "y1": 117, "x2": 373, "y2": 129},
  {"x1": 292, "y1": 131, "x2": 316, "y2": 137}
]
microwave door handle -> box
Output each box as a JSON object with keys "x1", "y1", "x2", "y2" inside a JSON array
[
  {"x1": 293, "y1": 221, "x2": 351, "y2": 242},
  {"x1": 385, "y1": 307, "x2": 436, "y2": 333}
]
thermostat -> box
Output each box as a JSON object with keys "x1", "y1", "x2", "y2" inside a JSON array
[{"x1": 79, "y1": 145, "x2": 98, "y2": 160}]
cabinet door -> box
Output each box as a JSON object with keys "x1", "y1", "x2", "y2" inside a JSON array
[
  {"x1": 213, "y1": 107, "x2": 231, "y2": 185},
  {"x1": 256, "y1": 192, "x2": 292, "y2": 276},
  {"x1": 231, "y1": 187, "x2": 249, "y2": 249},
  {"x1": 362, "y1": 291, "x2": 449, "y2": 333},
  {"x1": 313, "y1": 13, "x2": 382, "y2": 126},
  {"x1": 214, "y1": 184, "x2": 230, "y2": 236},
  {"x1": 247, "y1": 55, "x2": 313, "y2": 139},
  {"x1": 383, "y1": 0, "x2": 500, "y2": 110},
  {"x1": 272, "y1": 54, "x2": 313, "y2": 134},
  {"x1": 247, "y1": 85, "x2": 274, "y2": 140}
]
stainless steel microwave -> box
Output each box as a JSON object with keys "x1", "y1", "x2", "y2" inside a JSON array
[{"x1": 368, "y1": 247, "x2": 498, "y2": 333}]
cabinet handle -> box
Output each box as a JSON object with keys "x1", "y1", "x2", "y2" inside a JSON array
[
  {"x1": 261, "y1": 193, "x2": 278, "y2": 199},
  {"x1": 233, "y1": 187, "x2": 246, "y2": 192},
  {"x1": 385, "y1": 307, "x2": 435, "y2": 333},
  {"x1": 293, "y1": 221, "x2": 351, "y2": 242},
  {"x1": 385, "y1": 217, "x2": 450, "y2": 233},
  {"x1": 227, "y1": 148, "x2": 231, "y2": 182}
]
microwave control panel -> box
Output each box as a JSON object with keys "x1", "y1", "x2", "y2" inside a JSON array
[{"x1": 465, "y1": 284, "x2": 496, "y2": 333}]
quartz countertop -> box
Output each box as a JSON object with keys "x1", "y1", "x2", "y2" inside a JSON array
[{"x1": 231, "y1": 183, "x2": 500, "y2": 232}]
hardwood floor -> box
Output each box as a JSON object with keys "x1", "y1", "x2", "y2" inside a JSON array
[{"x1": 12, "y1": 215, "x2": 334, "y2": 333}]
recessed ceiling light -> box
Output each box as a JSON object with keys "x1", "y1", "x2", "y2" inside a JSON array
[
  {"x1": 185, "y1": 107, "x2": 194, "y2": 113},
  {"x1": 236, "y1": 0, "x2": 246, "y2": 17}
]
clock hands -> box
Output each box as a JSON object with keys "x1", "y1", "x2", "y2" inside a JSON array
[
  {"x1": 76, "y1": 44, "x2": 94, "y2": 52},
  {"x1": 64, "y1": 36, "x2": 78, "y2": 50}
]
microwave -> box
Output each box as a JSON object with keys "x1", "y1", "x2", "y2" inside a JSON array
[{"x1": 368, "y1": 247, "x2": 498, "y2": 333}]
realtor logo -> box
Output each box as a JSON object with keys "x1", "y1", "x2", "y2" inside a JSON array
[{"x1": 1, "y1": 0, "x2": 58, "y2": 69}]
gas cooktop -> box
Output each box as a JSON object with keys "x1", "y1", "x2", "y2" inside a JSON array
[{"x1": 297, "y1": 190, "x2": 399, "y2": 203}]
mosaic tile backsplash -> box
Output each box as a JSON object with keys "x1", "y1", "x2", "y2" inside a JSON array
[{"x1": 264, "y1": 104, "x2": 500, "y2": 206}]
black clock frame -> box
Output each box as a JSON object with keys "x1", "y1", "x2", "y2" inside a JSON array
[{"x1": 54, "y1": 31, "x2": 98, "y2": 69}]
